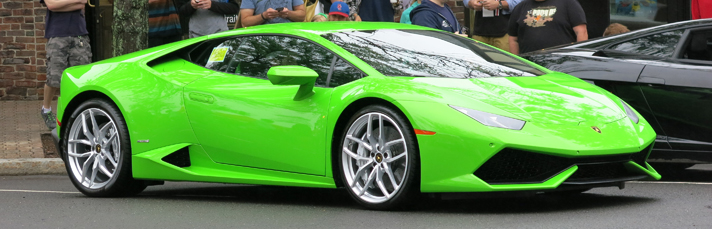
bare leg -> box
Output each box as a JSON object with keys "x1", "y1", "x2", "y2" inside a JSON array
[{"x1": 43, "y1": 84, "x2": 57, "y2": 110}]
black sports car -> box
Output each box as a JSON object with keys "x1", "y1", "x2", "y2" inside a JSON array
[{"x1": 522, "y1": 19, "x2": 712, "y2": 171}]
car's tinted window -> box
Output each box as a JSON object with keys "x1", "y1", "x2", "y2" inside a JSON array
[
  {"x1": 329, "y1": 58, "x2": 363, "y2": 87},
  {"x1": 322, "y1": 29, "x2": 544, "y2": 78},
  {"x1": 203, "y1": 39, "x2": 242, "y2": 73},
  {"x1": 203, "y1": 35, "x2": 335, "y2": 87},
  {"x1": 681, "y1": 29, "x2": 712, "y2": 61},
  {"x1": 607, "y1": 29, "x2": 684, "y2": 58}
]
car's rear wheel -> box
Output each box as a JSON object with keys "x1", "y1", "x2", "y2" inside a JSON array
[
  {"x1": 63, "y1": 99, "x2": 146, "y2": 197},
  {"x1": 339, "y1": 105, "x2": 419, "y2": 210}
]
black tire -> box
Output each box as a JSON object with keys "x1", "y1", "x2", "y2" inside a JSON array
[
  {"x1": 337, "y1": 104, "x2": 420, "y2": 210},
  {"x1": 61, "y1": 99, "x2": 146, "y2": 197}
]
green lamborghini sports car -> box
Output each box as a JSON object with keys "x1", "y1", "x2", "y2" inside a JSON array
[{"x1": 54, "y1": 22, "x2": 660, "y2": 209}]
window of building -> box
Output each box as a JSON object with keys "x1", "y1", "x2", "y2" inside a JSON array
[{"x1": 609, "y1": 0, "x2": 667, "y2": 30}]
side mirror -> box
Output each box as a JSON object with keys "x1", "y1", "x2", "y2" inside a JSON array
[{"x1": 267, "y1": 65, "x2": 318, "y2": 101}]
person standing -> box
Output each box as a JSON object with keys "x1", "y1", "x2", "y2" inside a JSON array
[
  {"x1": 328, "y1": 1, "x2": 352, "y2": 21},
  {"x1": 603, "y1": 23, "x2": 629, "y2": 36},
  {"x1": 399, "y1": 0, "x2": 421, "y2": 24},
  {"x1": 508, "y1": 0, "x2": 587, "y2": 55},
  {"x1": 410, "y1": 0, "x2": 462, "y2": 33},
  {"x1": 464, "y1": 0, "x2": 521, "y2": 52},
  {"x1": 39, "y1": 0, "x2": 92, "y2": 130},
  {"x1": 149, "y1": 0, "x2": 183, "y2": 47},
  {"x1": 359, "y1": 0, "x2": 403, "y2": 22},
  {"x1": 240, "y1": 0, "x2": 306, "y2": 27},
  {"x1": 692, "y1": 0, "x2": 712, "y2": 19},
  {"x1": 179, "y1": 0, "x2": 240, "y2": 38}
]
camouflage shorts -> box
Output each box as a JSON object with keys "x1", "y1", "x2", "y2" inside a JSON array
[{"x1": 46, "y1": 36, "x2": 92, "y2": 88}]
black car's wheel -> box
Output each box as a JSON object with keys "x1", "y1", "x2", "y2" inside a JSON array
[
  {"x1": 338, "y1": 105, "x2": 419, "y2": 210},
  {"x1": 62, "y1": 99, "x2": 146, "y2": 197}
]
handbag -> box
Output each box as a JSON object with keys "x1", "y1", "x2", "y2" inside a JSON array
[
  {"x1": 303, "y1": 0, "x2": 319, "y2": 22},
  {"x1": 234, "y1": 11, "x2": 243, "y2": 29}
]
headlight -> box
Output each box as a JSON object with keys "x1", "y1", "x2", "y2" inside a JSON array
[
  {"x1": 620, "y1": 100, "x2": 639, "y2": 124},
  {"x1": 450, "y1": 105, "x2": 526, "y2": 130}
]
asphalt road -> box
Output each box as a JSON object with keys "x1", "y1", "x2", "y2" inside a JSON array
[{"x1": 1, "y1": 165, "x2": 711, "y2": 229}]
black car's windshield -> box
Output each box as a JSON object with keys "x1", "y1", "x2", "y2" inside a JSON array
[{"x1": 322, "y1": 29, "x2": 545, "y2": 78}]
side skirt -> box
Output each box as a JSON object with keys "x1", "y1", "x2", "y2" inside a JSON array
[{"x1": 131, "y1": 143, "x2": 337, "y2": 188}]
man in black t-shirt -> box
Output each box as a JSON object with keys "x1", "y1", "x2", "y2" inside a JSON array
[{"x1": 507, "y1": 0, "x2": 587, "y2": 54}]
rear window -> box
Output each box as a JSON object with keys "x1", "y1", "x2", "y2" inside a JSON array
[{"x1": 322, "y1": 29, "x2": 545, "y2": 78}]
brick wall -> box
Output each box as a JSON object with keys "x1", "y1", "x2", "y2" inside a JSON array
[
  {"x1": 451, "y1": 1, "x2": 467, "y2": 26},
  {"x1": 0, "y1": 0, "x2": 47, "y2": 100}
]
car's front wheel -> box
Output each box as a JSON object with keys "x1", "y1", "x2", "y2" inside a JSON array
[
  {"x1": 62, "y1": 99, "x2": 146, "y2": 197},
  {"x1": 339, "y1": 105, "x2": 419, "y2": 210}
]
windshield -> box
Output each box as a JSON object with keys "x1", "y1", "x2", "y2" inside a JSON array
[{"x1": 322, "y1": 29, "x2": 545, "y2": 78}]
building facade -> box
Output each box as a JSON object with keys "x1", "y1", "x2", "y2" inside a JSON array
[{"x1": 0, "y1": 0, "x2": 48, "y2": 100}]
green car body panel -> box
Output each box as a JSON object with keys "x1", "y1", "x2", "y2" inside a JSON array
[{"x1": 56, "y1": 22, "x2": 660, "y2": 193}]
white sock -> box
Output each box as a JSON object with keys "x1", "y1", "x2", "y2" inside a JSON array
[{"x1": 42, "y1": 106, "x2": 51, "y2": 113}]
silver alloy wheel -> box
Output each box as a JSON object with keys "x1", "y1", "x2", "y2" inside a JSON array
[
  {"x1": 342, "y1": 112, "x2": 408, "y2": 204},
  {"x1": 67, "y1": 108, "x2": 120, "y2": 189}
]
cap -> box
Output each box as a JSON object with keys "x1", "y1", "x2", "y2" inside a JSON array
[{"x1": 329, "y1": 2, "x2": 349, "y2": 17}]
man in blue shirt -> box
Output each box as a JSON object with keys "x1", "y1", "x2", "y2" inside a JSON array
[
  {"x1": 39, "y1": 0, "x2": 92, "y2": 130},
  {"x1": 464, "y1": 0, "x2": 522, "y2": 52},
  {"x1": 410, "y1": 0, "x2": 462, "y2": 34}
]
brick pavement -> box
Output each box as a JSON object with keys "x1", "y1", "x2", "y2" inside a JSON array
[{"x1": 0, "y1": 100, "x2": 64, "y2": 175}]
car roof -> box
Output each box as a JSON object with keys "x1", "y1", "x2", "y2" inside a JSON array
[
  {"x1": 207, "y1": 22, "x2": 438, "y2": 39},
  {"x1": 568, "y1": 18, "x2": 712, "y2": 49}
]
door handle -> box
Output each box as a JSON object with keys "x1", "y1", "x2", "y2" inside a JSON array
[
  {"x1": 189, "y1": 93, "x2": 215, "y2": 104},
  {"x1": 638, "y1": 76, "x2": 665, "y2": 85}
]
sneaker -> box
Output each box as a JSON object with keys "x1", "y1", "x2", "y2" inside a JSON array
[{"x1": 41, "y1": 109, "x2": 56, "y2": 130}]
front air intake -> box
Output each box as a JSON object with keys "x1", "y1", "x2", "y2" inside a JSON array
[
  {"x1": 474, "y1": 145, "x2": 652, "y2": 184},
  {"x1": 474, "y1": 148, "x2": 570, "y2": 184}
]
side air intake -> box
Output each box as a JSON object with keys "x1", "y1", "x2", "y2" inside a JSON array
[{"x1": 161, "y1": 147, "x2": 191, "y2": 167}]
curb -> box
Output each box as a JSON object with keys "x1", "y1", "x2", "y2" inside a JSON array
[{"x1": 0, "y1": 158, "x2": 66, "y2": 176}]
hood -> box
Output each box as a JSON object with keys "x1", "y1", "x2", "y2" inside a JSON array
[{"x1": 407, "y1": 73, "x2": 626, "y2": 125}]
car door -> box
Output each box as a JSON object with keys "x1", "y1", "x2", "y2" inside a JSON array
[
  {"x1": 635, "y1": 27, "x2": 712, "y2": 151},
  {"x1": 597, "y1": 28, "x2": 693, "y2": 151},
  {"x1": 183, "y1": 35, "x2": 337, "y2": 176}
]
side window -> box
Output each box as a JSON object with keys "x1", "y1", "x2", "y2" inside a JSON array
[
  {"x1": 203, "y1": 38, "x2": 242, "y2": 72},
  {"x1": 329, "y1": 58, "x2": 364, "y2": 87},
  {"x1": 681, "y1": 30, "x2": 712, "y2": 61},
  {"x1": 231, "y1": 36, "x2": 334, "y2": 87},
  {"x1": 607, "y1": 30, "x2": 684, "y2": 58}
]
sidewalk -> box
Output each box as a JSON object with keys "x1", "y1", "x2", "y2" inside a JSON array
[{"x1": 0, "y1": 100, "x2": 66, "y2": 175}]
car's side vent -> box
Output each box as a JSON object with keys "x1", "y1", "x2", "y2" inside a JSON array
[{"x1": 162, "y1": 147, "x2": 191, "y2": 168}]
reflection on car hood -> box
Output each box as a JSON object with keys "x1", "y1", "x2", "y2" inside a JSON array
[{"x1": 409, "y1": 73, "x2": 625, "y2": 125}]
